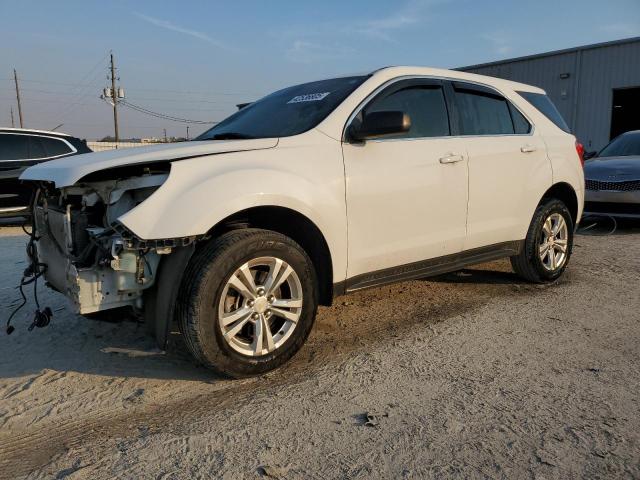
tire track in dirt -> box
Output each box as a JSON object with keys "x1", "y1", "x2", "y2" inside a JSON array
[{"x1": 0, "y1": 262, "x2": 560, "y2": 478}]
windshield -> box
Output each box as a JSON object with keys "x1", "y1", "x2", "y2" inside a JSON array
[
  {"x1": 598, "y1": 132, "x2": 640, "y2": 158},
  {"x1": 196, "y1": 76, "x2": 368, "y2": 140}
]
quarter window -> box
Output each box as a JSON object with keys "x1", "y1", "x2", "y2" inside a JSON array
[
  {"x1": 454, "y1": 86, "x2": 514, "y2": 135},
  {"x1": 40, "y1": 137, "x2": 72, "y2": 157},
  {"x1": 518, "y1": 91, "x2": 570, "y2": 133},
  {"x1": 0, "y1": 134, "x2": 29, "y2": 160},
  {"x1": 364, "y1": 84, "x2": 450, "y2": 139}
]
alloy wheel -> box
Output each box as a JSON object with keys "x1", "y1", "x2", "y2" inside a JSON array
[
  {"x1": 539, "y1": 213, "x2": 569, "y2": 271},
  {"x1": 218, "y1": 256, "x2": 303, "y2": 356}
]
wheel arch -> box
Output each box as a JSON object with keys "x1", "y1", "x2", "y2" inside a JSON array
[
  {"x1": 541, "y1": 182, "x2": 579, "y2": 228},
  {"x1": 206, "y1": 206, "x2": 335, "y2": 306}
]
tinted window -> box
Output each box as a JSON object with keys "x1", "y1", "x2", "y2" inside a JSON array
[
  {"x1": 40, "y1": 136, "x2": 72, "y2": 157},
  {"x1": 28, "y1": 137, "x2": 47, "y2": 158},
  {"x1": 518, "y1": 91, "x2": 570, "y2": 133},
  {"x1": 598, "y1": 132, "x2": 640, "y2": 157},
  {"x1": 364, "y1": 85, "x2": 450, "y2": 139},
  {"x1": 0, "y1": 134, "x2": 29, "y2": 160},
  {"x1": 509, "y1": 103, "x2": 532, "y2": 134},
  {"x1": 454, "y1": 86, "x2": 514, "y2": 135},
  {"x1": 68, "y1": 137, "x2": 92, "y2": 153},
  {"x1": 197, "y1": 76, "x2": 368, "y2": 140}
]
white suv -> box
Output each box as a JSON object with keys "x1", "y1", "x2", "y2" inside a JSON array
[{"x1": 20, "y1": 67, "x2": 584, "y2": 377}]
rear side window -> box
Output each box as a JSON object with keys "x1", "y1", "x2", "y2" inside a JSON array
[
  {"x1": 39, "y1": 136, "x2": 73, "y2": 157},
  {"x1": 364, "y1": 84, "x2": 450, "y2": 139},
  {"x1": 0, "y1": 134, "x2": 29, "y2": 160},
  {"x1": 518, "y1": 91, "x2": 570, "y2": 133},
  {"x1": 453, "y1": 85, "x2": 514, "y2": 135}
]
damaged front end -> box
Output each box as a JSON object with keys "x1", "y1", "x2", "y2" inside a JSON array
[{"x1": 31, "y1": 163, "x2": 186, "y2": 316}]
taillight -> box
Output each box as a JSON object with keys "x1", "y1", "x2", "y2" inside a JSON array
[{"x1": 575, "y1": 141, "x2": 585, "y2": 167}]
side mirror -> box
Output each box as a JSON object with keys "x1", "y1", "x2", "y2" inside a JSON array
[
  {"x1": 349, "y1": 111, "x2": 411, "y2": 142},
  {"x1": 583, "y1": 150, "x2": 597, "y2": 160}
]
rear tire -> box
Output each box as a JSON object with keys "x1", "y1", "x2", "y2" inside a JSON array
[
  {"x1": 510, "y1": 199, "x2": 574, "y2": 283},
  {"x1": 177, "y1": 229, "x2": 318, "y2": 378}
]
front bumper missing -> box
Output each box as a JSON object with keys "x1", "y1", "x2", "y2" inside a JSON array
[{"x1": 33, "y1": 206, "x2": 160, "y2": 314}]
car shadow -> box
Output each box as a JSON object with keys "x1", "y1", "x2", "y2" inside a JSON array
[
  {"x1": 428, "y1": 267, "x2": 522, "y2": 285},
  {"x1": 0, "y1": 315, "x2": 222, "y2": 382},
  {"x1": 577, "y1": 216, "x2": 640, "y2": 236},
  {"x1": 3, "y1": 218, "x2": 637, "y2": 384}
]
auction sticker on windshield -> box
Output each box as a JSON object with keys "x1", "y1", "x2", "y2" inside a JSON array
[{"x1": 287, "y1": 92, "x2": 331, "y2": 104}]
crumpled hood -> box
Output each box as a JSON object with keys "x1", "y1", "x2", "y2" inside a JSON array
[
  {"x1": 20, "y1": 138, "x2": 279, "y2": 187},
  {"x1": 584, "y1": 156, "x2": 640, "y2": 181}
]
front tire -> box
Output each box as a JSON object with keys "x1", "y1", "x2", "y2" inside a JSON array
[
  {"x1": 178, "y1": 229, "x2": 318, "y2": 378},
  {"x1": 510, "y1": 199, "x2": 574, "y2": 283}
]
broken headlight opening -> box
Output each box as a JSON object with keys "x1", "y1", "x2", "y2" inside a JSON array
[{"x1": 6, "y1": 163, "x2": 174, "y2": 334}]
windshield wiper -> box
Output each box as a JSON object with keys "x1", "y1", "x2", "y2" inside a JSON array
[{"x1": 209, "y1": 132, "x2": 255, "y2": 140}]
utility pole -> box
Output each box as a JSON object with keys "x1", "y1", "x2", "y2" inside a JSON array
[
  {"x1": 109, "y1": 53, "x2": 120, "y2": 142},
  {"x1": 13, "y1": 69, "x2": 24, "y2": 128},
  {"x1": 10, "y1": 106, "x2": 15, "y2": 128},
  {"x1": 163, "y1": 128, "x2": 167, "y2": 143},
  {"x1": 186, "y1": 125, "x2": 189, "y2": 140}
]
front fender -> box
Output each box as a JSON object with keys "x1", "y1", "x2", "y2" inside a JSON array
[{"x1": 118, "y1": 139, "x2": 347, "y2": 283}]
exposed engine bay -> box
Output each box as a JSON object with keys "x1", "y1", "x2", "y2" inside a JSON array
[{"x1": 31, "y1": 165, "x2": 178, "y2": 314}]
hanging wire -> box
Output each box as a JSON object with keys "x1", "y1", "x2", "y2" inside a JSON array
[{"x1": 116, "y1": 99, "x2": 218, "y2": 125}]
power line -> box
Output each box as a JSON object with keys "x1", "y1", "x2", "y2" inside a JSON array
[
  {"x1": 0, "y1": 95, "x2": 102, "y2": 106},
  {"x1": 0, "y1": 87, "x2": 100, "y2": 96},
  {"x1": 123, "y1": 87, "x2": 260, "y2": 96},
  {"x1": 0, "y1": 95, "x2": 229, "y2": 114},
  {"x1": 1, "y1": 77, "x2": 260, "y2": 97},
  {"x1": 54, "y1": 52, "x2": 111, "y2": 122},
  {"x1": 0, "y1": 87, "x2": 242, "y2": 105},
  {"x1": 118, "y1": 99, "x2": 217, "y2": 125}
]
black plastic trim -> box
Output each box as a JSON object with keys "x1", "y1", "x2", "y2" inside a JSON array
[
  {"x1": 145, "y1": 244, "x2": 196, "y2": 349},
  {"x1": 333, "y1": 241, "x2": 523, "y2": 296}
]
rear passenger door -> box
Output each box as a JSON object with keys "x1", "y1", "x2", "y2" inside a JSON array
[{"x1": 449, "y1": 81, "x2": 552, "y2": 250}]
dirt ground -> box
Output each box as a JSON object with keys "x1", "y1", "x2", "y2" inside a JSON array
[{"x1": 0, "y1": 221, "x2": 639, "y2": 479}]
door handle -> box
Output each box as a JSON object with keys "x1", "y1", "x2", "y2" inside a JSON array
[
  {"x1": 521, "y1": 145, "x2": 537, "y2": 153},
  {"x1": 439, "y1": 153, "x2": 464, "y2": 164}
]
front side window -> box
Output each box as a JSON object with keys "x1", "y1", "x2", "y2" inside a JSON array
[
  {"x1": 361, "y1": 83, "x2": 450, "y2": 139},
  {"x1": 454, "y1": 84, "x2": 514, "y2": 135},
  {"x1": 197, "y1": 76, "x2": 368, "y2": 140},
  {"x1": 0, "y1": 134, "x2": 29, "y2": 160}
]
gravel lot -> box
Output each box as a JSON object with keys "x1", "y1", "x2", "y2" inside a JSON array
[{"x1": 1, "y1": 222, "x2": 639, "y2": 479}]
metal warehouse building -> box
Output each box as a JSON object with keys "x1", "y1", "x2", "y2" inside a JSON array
[{"x1": 460, "y1": 36, "x2": 640, "y2": 152}]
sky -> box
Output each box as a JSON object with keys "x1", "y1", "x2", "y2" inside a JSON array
[{"x1": 1, "y1": 0, "x2": 639, "y2": 140}]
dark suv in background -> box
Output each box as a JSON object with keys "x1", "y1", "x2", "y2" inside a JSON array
[{"x1": 0, "y1": 128, "x2": 91, "y2": 217}]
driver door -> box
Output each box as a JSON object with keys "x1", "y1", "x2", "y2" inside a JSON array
[{"x1": 342, "y1": 78, "x2": 469, "y2": 281}]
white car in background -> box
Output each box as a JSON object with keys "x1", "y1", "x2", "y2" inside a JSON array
[{"x1": 20, "y1": 66, "x2": 584, "y2": 377}]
